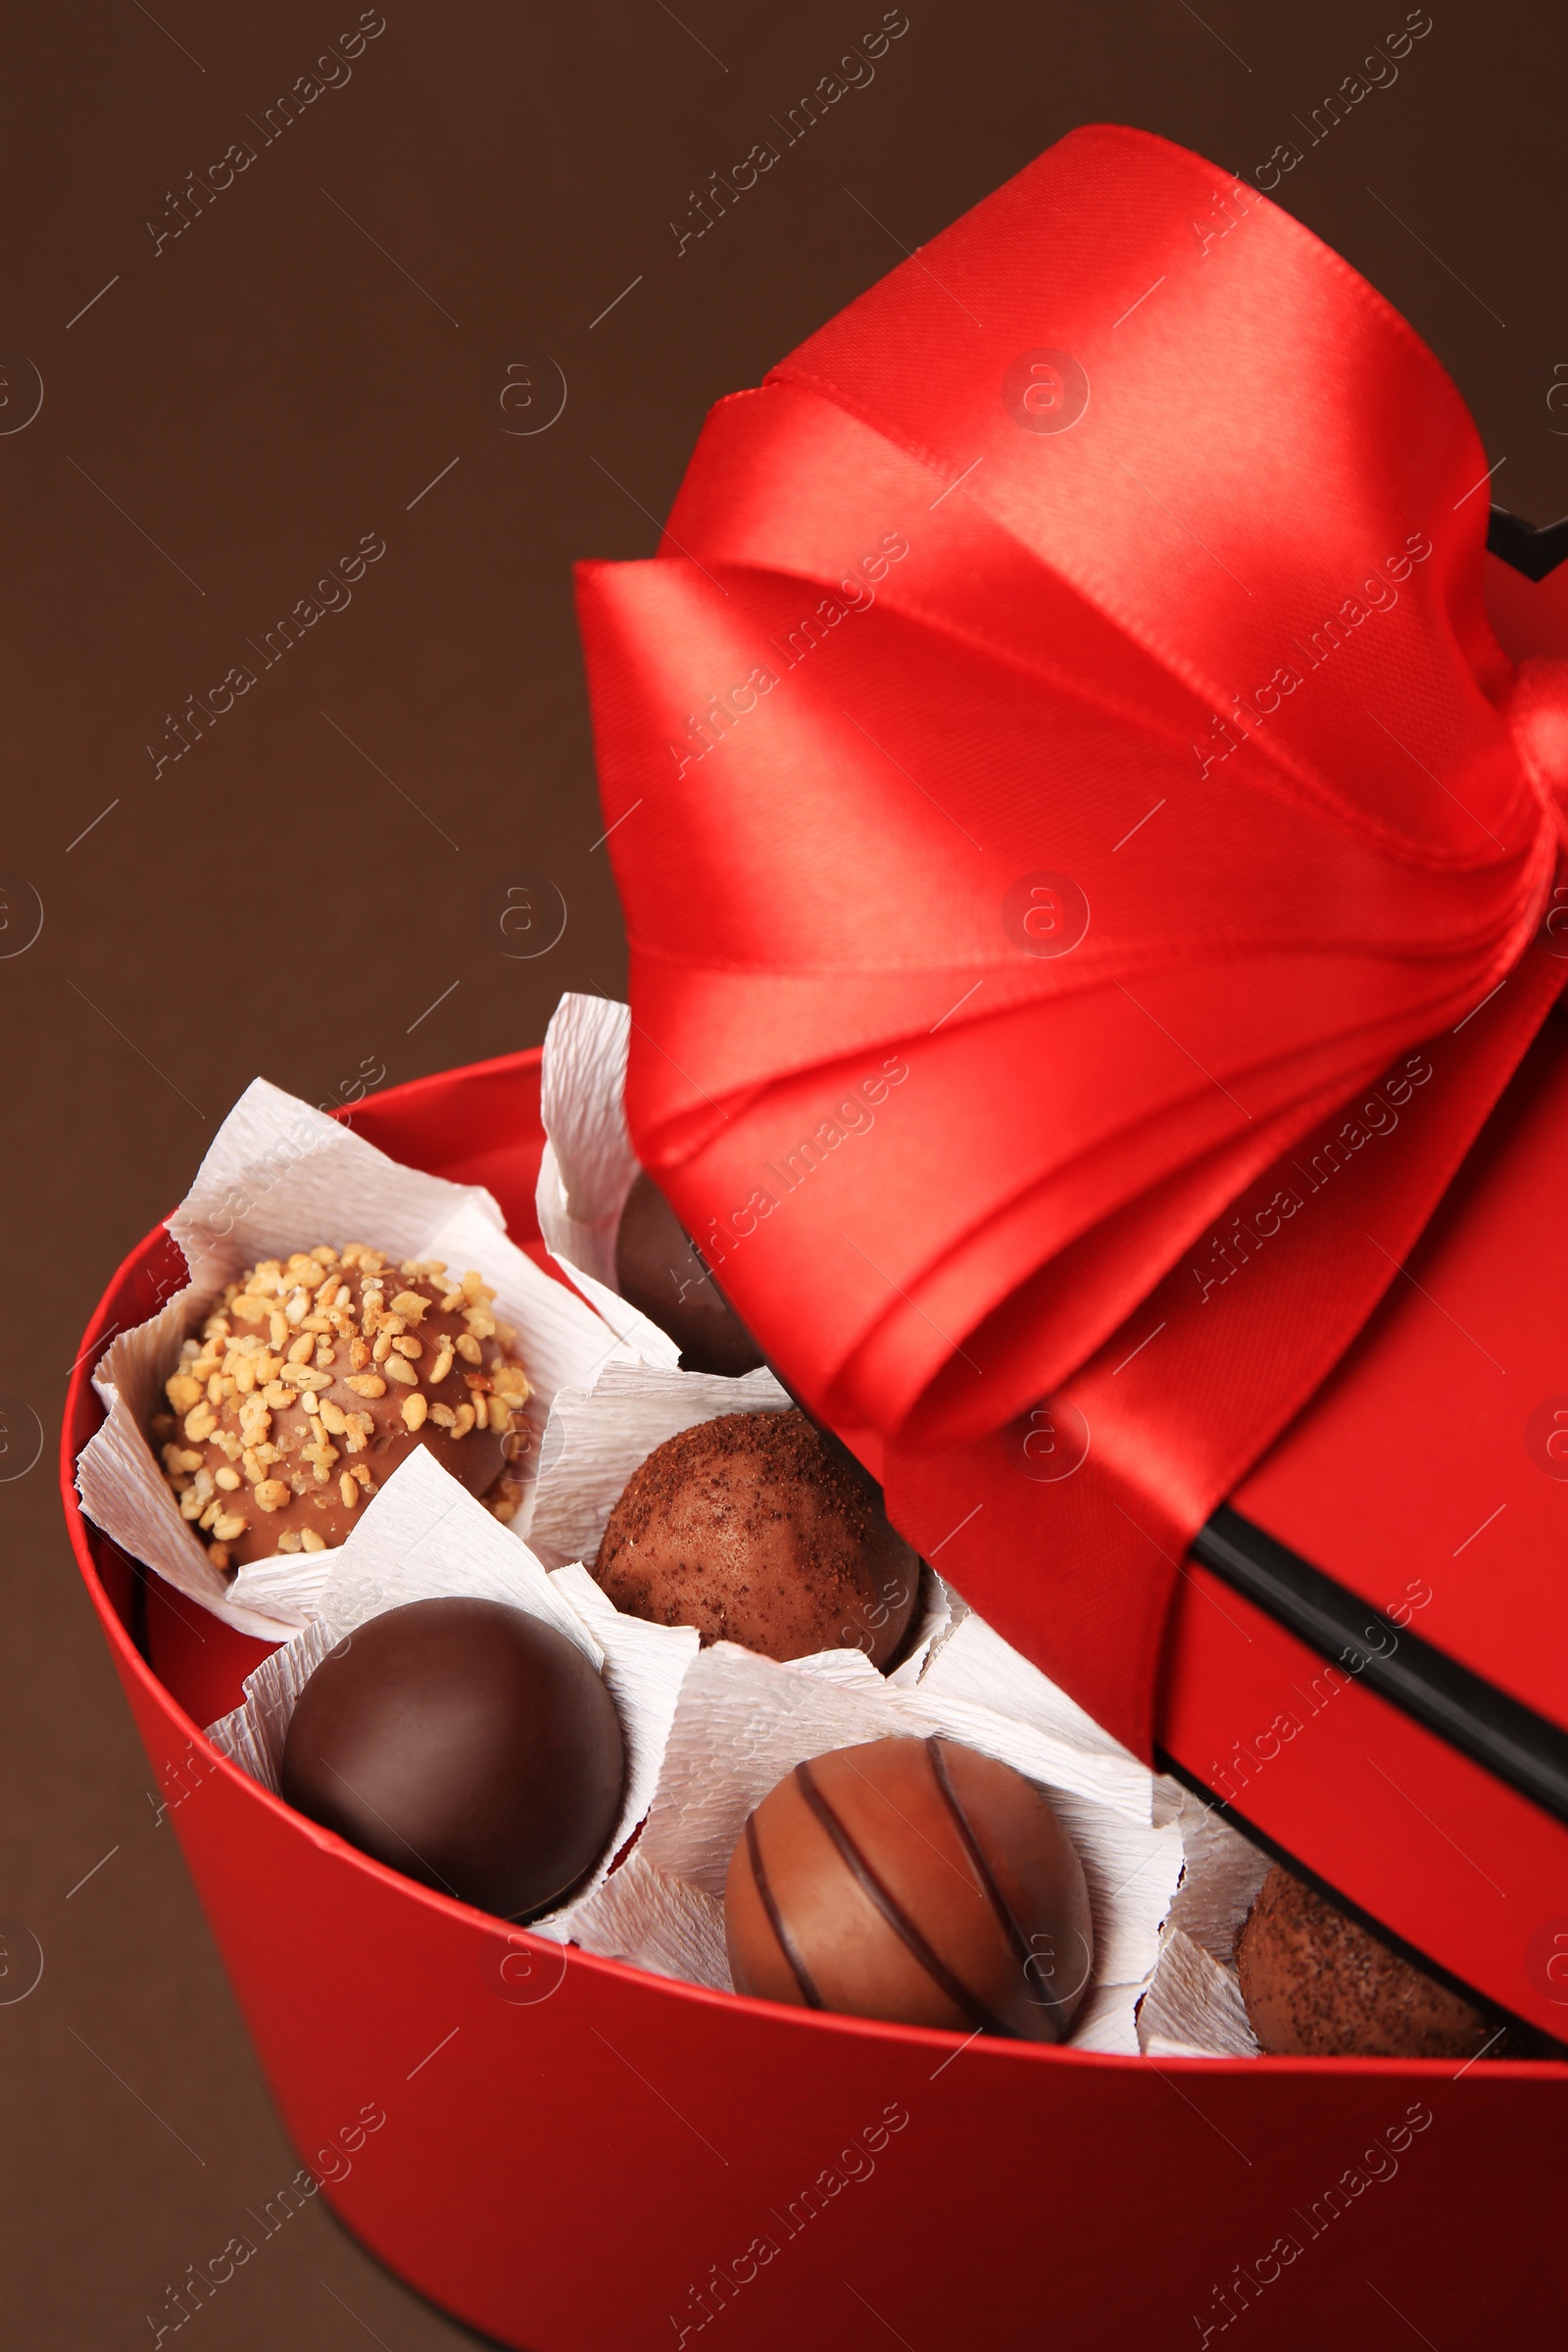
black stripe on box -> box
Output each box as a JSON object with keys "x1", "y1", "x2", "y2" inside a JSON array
[
  {"x1": 1487, "y1": 505, "x2": 1568, "y2": 581},
  {"x1": 1192, "y1": 1504, "x2": 1568, "y2": 1827}
]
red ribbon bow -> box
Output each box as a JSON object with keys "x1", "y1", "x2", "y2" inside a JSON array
[{"x1": 575, "y1": 125, "x2": 1568, "y2": 1756}]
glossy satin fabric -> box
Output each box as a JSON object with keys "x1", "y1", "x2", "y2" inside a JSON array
[{"x1": 575, "y1": 125, "x2": 1568, "y2": 1754}]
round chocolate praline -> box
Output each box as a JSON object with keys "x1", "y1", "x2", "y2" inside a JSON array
[
  {"x1": 594, "y1": 1408, "x2": 920, "y2": 1666},
  {"x1": 152, "y1": 1245, "x2": 530, "y2": 1570},
  {"x1": 280, "y1": 1596, "x2": 625, "y2": 1921},
  {"x1": 725, "y1": 1735, "x2": 1093, "y2": 2041},
  {"x1": 1237, "y1": 1864, "x2": 1504, "y2": 2059},
  {"x1": 614, "y1": 1170, "x2": 764, "y2": 1376}
]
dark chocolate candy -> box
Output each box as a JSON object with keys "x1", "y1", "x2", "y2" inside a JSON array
[
  {"x1": 280, "y1": 1596, "x2": 624, "y2": 1921},
  {"x1": 594, "y1": 1408, "x2": 920, "y2": 1666},
  {"x1": 1237, "y1": 1864, "x2": 1503, "y2": 2059},
  {"x1": 725, "y1": 1735, "x2": 1093, "y2": 2040},
  {"x1": 614, "y1": 1170, "x2": 764, "y2": 1376}
]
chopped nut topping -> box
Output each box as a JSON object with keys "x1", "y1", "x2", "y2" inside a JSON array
[{"x1": 157, "y1": 1244, "x2": 532, "y2": 1570}]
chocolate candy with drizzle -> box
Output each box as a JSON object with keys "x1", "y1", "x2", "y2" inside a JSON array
[{"x1": 724, "y1": 1736, "x2": 1093, "y2": 2040}]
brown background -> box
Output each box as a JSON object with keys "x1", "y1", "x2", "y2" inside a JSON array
[{"x1": 1, "y1": 2, "x2": 1562, "y2": 2344}]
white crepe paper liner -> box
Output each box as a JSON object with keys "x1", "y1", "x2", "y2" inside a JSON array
[
  {"x1": 535, "y1": 993, "x2": 680, "y2": 1364},
  {"x1": 206, "y1": 1446, "x2": 699, "y2": 1934},
  {"x1": 1135, "y1": 1787, "x2": 1271, "y2": 2058},
  {"x1": 74, "y1": 1075, "x2": 625, "y2": 1640}
]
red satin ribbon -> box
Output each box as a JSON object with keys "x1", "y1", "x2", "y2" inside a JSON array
[{"x1": 575, "y1": 125, "x2": 1568, "y2": 1756}]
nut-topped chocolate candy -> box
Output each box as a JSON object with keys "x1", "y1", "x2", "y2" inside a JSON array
[
  {"x1": 594, "y1": 1408, "x2": 920, "y2": 1666},
  {"x1": 150, "y1": 1245, "x2": 530, "y2": 1569},
  {"x1": 1237, "y1": 1864, "x2": 1505, "y2": 2060},
  {"x1": 725, "y1": 1735, "x2": 1094, "y2": 2040},
  {"x1": 614, "y1": 1169, "x2": 764, "y2": 1377}
]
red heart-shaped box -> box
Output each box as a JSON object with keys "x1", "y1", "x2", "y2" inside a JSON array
[{"x1": 61, "y1": 546, "x2": 1568, "y2": 2346}]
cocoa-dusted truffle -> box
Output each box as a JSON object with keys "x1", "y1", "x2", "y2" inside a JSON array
[
  {"x1": 614, "y1": 1170, "x2": 763, "y2": 1377},
  {"x1": 594, "y1": 1408, "x2": 919, "y2": 1665},
  {"x1": 280, "y1": 1596, "x2": 625, "y2": 1920},
  {"x1": 1237, "y1": 1864, "x2": 1501, "y2": 2059},
  {"x1": 150, "y1": 1245, "x2": 530, "y2": 1570},
  {"x1": 725, "y1": 1735, "x2": 1093, "y2": 2040}
]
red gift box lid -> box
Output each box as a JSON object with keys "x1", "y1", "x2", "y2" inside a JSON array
[
  {"x1": 571, "y1": 122, "x2": 1568, "y2": 2043},
  {"x1": 1152, "y1": 526, "x2": 1568, "y2": 2043}
]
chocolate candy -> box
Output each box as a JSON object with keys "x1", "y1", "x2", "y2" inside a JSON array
[
  {"x1": 1237, "y1": 1865, "x2": 1502, "y2": 2059},
  {"x1": 280, "y1": 1596, "x2": 625, "y2": 1921},
  {"x1": 594, "y1": 1408, "x2": 919, "y2": 1666},
  {"x1": 614, "y1": 1170, "x2": 764, "y2": 1376},
  {"x1": 151, "y1": 1245, "x2": 530, "y2": 1570},
  {"x1": 725, "y1": 1735, "x2": 1093, "y2": 2040}
]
